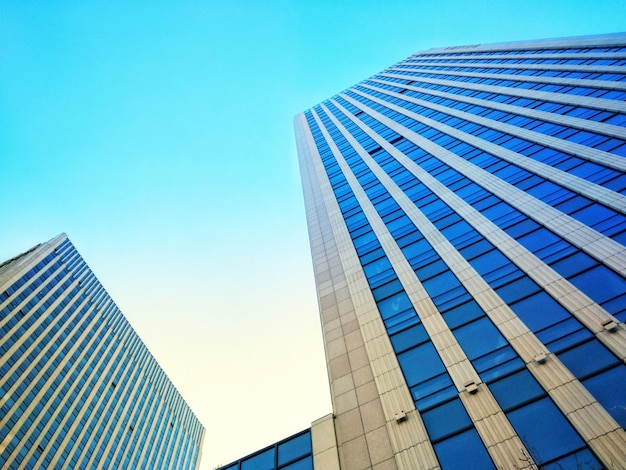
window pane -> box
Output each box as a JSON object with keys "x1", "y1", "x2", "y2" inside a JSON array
[
  {"x1": 281, "y1": 456, "x2": 313, "y2": 470},
  {"x1": 517, "y1": 228, "x2": 560, "y2": 253},
  {"x1": 454, "y1": 317, "x2": 507, "y2": 360},
  {"x1": 372, "y1": 280, "x2": 404, "y2": 301},
  {"x1": 473, "y1": 346, "x2": 519, "y2": 376},
  {"x1": 415, "y1": 259, "x2": 449, "y2": 280},
  {"x1": 459, "y1": 239, "x2": 494, "y2": 260},
  {"x1": 442, "y1": 300, "x2": 484, "y2": 328},
  {"x1": 277, "y1": 432, "x2": 311, "y2": 466},
  {"x1": 413, "y1": 381, "x2": 457, "y2": 411},
  {"x1": 489, "y1": 369, "x2": 544, "y2": 410},
  {"x1": 550, "y1": 251, "x2": 596, "y2": 277},
  {"x1": 468, "y1": 250, "x2": 511, "y2": 278},
  {"x1": 422, "y1": 398, "x2": 471, "y2": 442},
  {"x1": 434, "y1": 429, "x2": 495, "y2": 470},
  {"x1": 363, "y1": 257, "x2": 394, "y2": 285},
  {"x1": 542, "y1": 448, "x2": 602, "y2": 470},
  {"x1": 241, "y1": 448, "x2": 274, "y2": 470},
  {"x1": 583, "y1": 365, "x2": 626, "y2": 428},
  {"x1": 559, "y1": 340, "x2": 619, "y2": 379},
  {"x1": 422, "y1": 271, "x2": 460, "y2": 298},
  {"x1": 390, "y1": 323, "x2": 428, "y2": 353},
  {"x1": 508, "y1": 397, "x2": 584, "y2": 464},
  {"x1": 496, "y1": 277, "x2": 540, "y2": 304},
  {"x1": 510, "y1": 292, "x2": 570, "y2": 332},
  {"x1": 377, "y1": 291, "x2": 413, "y2": 320},
  {"x1": 398, "y1": 342, "x2": 446, "y2": 387},
  {"x1": 570, "y1": 266, "x2": 626, "y2": 304}
]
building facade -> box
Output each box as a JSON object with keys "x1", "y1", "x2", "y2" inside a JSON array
[
  {"x1": 0, "y1": 234, "x2": 205, "y2": 469},
  {"x1": 294, "y1": 33, "x2": 626, "y2": 469},
  {"x1": 219, "y1": 428, "x2": 313, "y2": 470}
]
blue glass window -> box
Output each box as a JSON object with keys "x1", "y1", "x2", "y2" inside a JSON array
[
  {"x1": 507, "y1": 397, "x2": 586, "y2": 465},
  {"x1": 570, "y1": 266, "x2": 626, "y2": 304},
  {"x1": 509, "y1": 292, "x2": 570, "y2": 333},
  {"x1": 377, "y1": 291, "x2": 413, "y2": 320},
  {"x1": 454, "y1": 317, "x2": 507, "y2": 360},
  {"x1": 353, "y1": 231, "x2": 378, "y2": 250},
  {"x1": 559, "y1": 340, "x2": 620, "y2": 379},
  {"x1": 390, "y1": 323, "x2": 428, "y2": 353},
  {"x1": 488, "y1": 369, "x2": 544, "y2": 409},
  {"x1": 241, "y1": 449, "x2": 274, "y2": 470},
  {"x1": 441, "y1": 220, "x2": 473, "y2": 241},
  {"x1": 602, "y1": 292, "x2": 626, "y2": 322},
  {"x1": 459, "y1": 239, "x2": 493, "y2": 260},
  {"x1": 422, "y1": 271, "x2": 460, "y2": 298},
  {"x1": 422, "y1": 398, "x2": 471, "y2": 442},
  {"x1": 550, "y1": 251, "x2": 596, "y2": 278},
  {"x1": 278, "y1": 431, "x2": 311, "y2": 466},
  {"x1": 281, "y1": 456, "x2": 313, "y2": 470},
  {"x1": 398, "y1": 342, "x2": 446, "y2": 387},
  {"x1": 372, "y1": 279, "x2": 404, "y2": 301},
  {"x1": 572, "y1": 204, "x2": 620, "y2": 230},
  {"x1": 403, "y1": 238, "x2": 437, "y2": 264},
  {"x1": 583, "y1": 366, "x2": 626, "y2": 428},
  {"x1": 433, "y1": 429, "x2": 495, "y2": 470},
  {"x1": 441, "y1": 300, "x2": 484, "y2": 328},
  {"x1": 411, "y1": 374, "x2": 456, "y2": 411},
  {"x1": 363, "y1": 257, "x2": 396, "y2": 288},
  {"x1": 496, "y1": 277, "x2": 540, "y2": 304},
  {"x1": 415, "y1": 259, "x2": 449, "y2": 280},
  {"x1": 505, "y1": 218, "x2": 539, "y2": 237},
  {"x1": 516, "y1": 228, "x2": 561, "y2": 253},
  {"x1": 542, "y1": 449, "x2": 602, "y2": 470}
]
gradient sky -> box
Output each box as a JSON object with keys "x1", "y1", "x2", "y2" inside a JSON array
[{"x1": 1, "y1": 1, "x2": 625, "y2": 468}]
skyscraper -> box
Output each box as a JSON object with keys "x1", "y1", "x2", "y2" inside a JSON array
[
  {"x1": 294, "y1": 33, "x2": 626, "y2": 469},
  {"x1": 0, "y1": 234, "x2": 204, "y2": 469}
]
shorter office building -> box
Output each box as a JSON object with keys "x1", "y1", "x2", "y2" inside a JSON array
[
  {"x1": 0, "y1": 233, "x2": 205, "y2": 469},
  {"x1": 219, "y1": 428, "x2": 313, "y2": 470},
  {"x1": 218, "y1": 415, "x2": 343, "y2": 470}
]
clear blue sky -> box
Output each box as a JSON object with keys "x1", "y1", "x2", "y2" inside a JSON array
[{"x1": 1, "y1": 1, "x2": 625, "y2": 468}]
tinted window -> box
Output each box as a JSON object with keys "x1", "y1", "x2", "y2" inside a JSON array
[
  {"x1": 508, "y1": 397, "x2": 585, "y2": 465},
  {"x1": 434, "y1": 429, "x2": 495, "y2": 470}
]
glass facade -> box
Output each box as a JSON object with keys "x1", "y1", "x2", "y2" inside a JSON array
[
  {"x1": 219, "y1": 429, "x2": 313, "y2": 470},
  {"x1": 0, "y1": 233, "x2": 204, "y2": 470},
  {"x1": 295, "y1": 33, "x2": 626, "y2": 469}
]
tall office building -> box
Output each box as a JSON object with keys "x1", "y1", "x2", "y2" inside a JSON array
[
  {"x1": 293, "y1": 33, "x2": 626, "y2": 469},
  {"x1": 0, "y1": 234, "x2": 204, "y2": 469}
]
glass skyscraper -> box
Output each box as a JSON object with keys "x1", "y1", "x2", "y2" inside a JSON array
[
  {"x1": 0, "y1": 234, "x2": 204, "y2": 469},
  {"x1": 293, "y1": 33, "x2": 626, "y2": 469}
]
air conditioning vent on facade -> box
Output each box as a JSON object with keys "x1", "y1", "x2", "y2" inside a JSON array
[
  {"x1": 464, "y1": 380, "x2": 479, "y2": 394},
  {"x1": 395, "y1": 410, "x2": 408, "y2": 423},
  {"x1": 601, "y1": 319, "x2": 619, "y2": 332}
]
